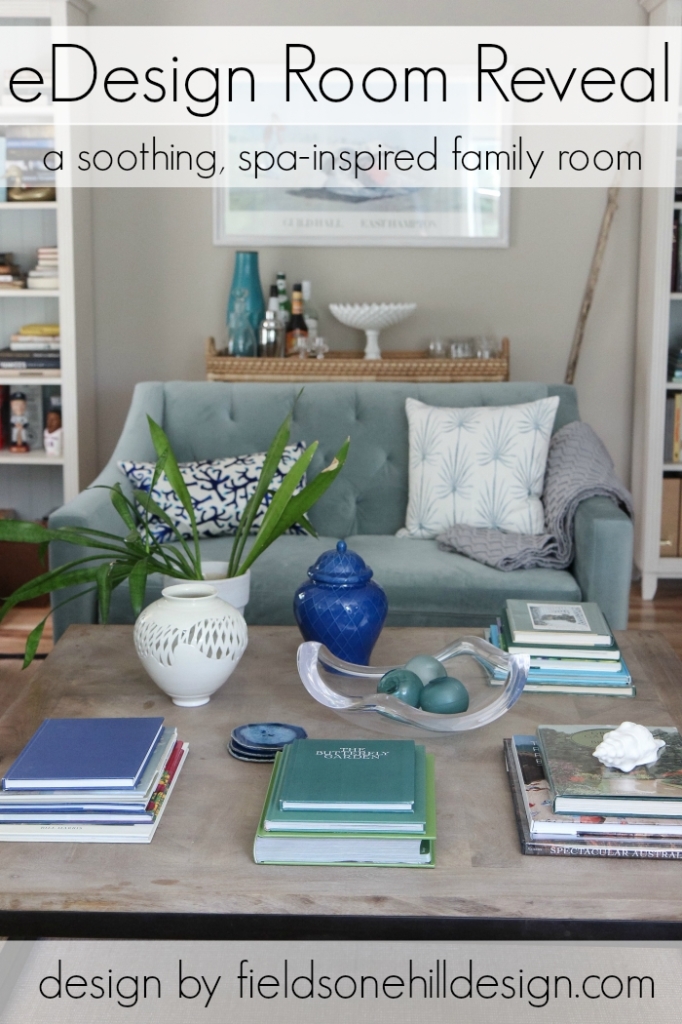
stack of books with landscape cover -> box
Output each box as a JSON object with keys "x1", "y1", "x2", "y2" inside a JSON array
[
  {"x1": 488, "y1": 600, "x2": 633, "y2": 696},
  {"x1": 505, "y1": 725, "x2": 682, "y2": 858},
  {"x1": 0, "y1": 717, "x2": 187, "y2": 843},
  {"x1": 254, "y1": 738, "x2": 436, "y2": 866}
]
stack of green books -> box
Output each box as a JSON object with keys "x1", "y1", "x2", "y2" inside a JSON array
[
  {"x1": 254, "y1": 738, "x2": 436, "y2": 866},
  {"x1": 505, "y1": 725, "x2": 682, "y2": 858},
  {"x1": 488, "y1": 600, "x2": 633, "y2": 696}
]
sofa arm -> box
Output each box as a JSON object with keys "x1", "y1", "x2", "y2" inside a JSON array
[
  {"x1": 572, "y1": 496, "x2": 633, "y2": 631},
  {"x1": 49, "y1": 464, "x2": 128, "y2": 640}
]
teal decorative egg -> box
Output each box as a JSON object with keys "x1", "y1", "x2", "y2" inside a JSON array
[
  {"x1": 419, "y1": 676, "x2": 470, "y2": 714},
  {"x1": 404, "y1": 654, "x2": 448, "y2": 685},
  {"x1": 377, "y1": 668, "x2": 423, "y2": 707}
]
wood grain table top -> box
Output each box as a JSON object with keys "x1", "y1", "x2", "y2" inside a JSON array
[{"x1": 0, "y1": 624, "x2": 681, "y2": 940}]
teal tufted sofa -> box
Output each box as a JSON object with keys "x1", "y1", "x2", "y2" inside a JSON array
[{"x1": 49, "y1": 381, "x2": 633, "y2": 639}]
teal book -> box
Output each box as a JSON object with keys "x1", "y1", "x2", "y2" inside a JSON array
[
  {"x1": 538, "y1": 724, "x2": 682, "y2": 816},
  {"x1": 255, "y1": 754, "x2": 436, "y2": 866},
  {"x1": 265, "y1": 744, "x2": 427, "y2": 832},
  {"x1": 277, "y1": 738, "x2": 415, "y2": 812}
]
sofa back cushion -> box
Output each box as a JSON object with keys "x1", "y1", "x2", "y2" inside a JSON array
[{"x1": 156, "y1": 381, "x2": 580, "y2": 537}]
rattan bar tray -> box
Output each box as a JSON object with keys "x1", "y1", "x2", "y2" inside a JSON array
[{"x1": 205, "y1": 337, "x2": 510, "y2": 383}]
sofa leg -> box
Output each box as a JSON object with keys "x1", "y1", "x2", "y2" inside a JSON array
[{"x1": 640, "y1": 573, "x2": 658, "y2": 601}]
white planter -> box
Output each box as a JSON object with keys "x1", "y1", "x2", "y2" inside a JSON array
[
  {"x1": 163, "y1": 564, "x2": 251, "y2": 616},
  {"x1": 134, "y1": 583, "x2": 248, "y2": 707}
]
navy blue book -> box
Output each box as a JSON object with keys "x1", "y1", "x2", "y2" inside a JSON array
[{"x1": 2, "y1": 718, "x2": 165, "y2": 790}]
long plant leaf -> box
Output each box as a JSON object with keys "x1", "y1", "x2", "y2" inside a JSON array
[
  {"x1": 236, "y1": 442, "x2": 318, "y2": 573},
  {"x1": 109, "y1": 483, "x2": 137, "y2": 530},
  {"x1": 228, "y1": 411, "x2": 293, "y2": 577},
  {"x1": 96, "y1": 562, "x2": 114, "y2": 624},
  {"x1": 19, "y1": 586, "x2": 97, "y2": 669},
  {"x1": 147, "y1": 416, "x2": 201, "y2": 575},
  {"x1": 22, "y1": 619, "x2": 46, "y2": 669},
  {"x1": 128, "y1": 558, "x2": 149, "y2": 616},
  {"x1": 131, "y1": 488, "x2": 199, "y2": 576},
  {"x1": 0, "y1": 565, "x2": 102, "y2": 624},
  {"x1": 237, "y1": 438, "x2": 350, "y2": 574}
]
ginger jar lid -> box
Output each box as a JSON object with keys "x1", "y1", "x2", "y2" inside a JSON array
[{"x1": 307, "y1": 540, "x2": 373, "y2": 586}]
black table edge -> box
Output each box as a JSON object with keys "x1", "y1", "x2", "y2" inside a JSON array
[{"x1": 0, "y1": 913, "x2": 680, "y2": 941}]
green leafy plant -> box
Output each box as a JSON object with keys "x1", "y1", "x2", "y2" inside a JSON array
[{"x1": 0, "y1": 411, "x2": 350, "y2": 667}]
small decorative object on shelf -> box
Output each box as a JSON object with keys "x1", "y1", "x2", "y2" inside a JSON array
[
  {"x1": 329, "y1": 302, "x2": 417, "y2": 360},
  {"x1": 258, "y1": 308, "x2": 284, "y2": 357},
  {"x1": 226, "y1": 251, "x2": 264, "y2": 348},
  {"x1": 310, "y1": 335, "x2": 329, "y2": 360},
  {"x1": 206, "y1": 336, "x2": 510, "y2": 382},
  {"x1": 293, "y1": 540, "x2": 388, "y2": 665},
  {"x1": 43, "y1": 405, "x2": 62, "y2": 458},
  {"x1": 134, "y1": 583, "x2": 248, "y2": 707},
  {"x1": 228, "y1": 288, "x2": 257, "y2": 357},
  {"x1": 285, "y1": 283, "x2": 309, "y2": 357},
  {"x1": 9, "y1": 390, "x2": 31, "y2": 452}
]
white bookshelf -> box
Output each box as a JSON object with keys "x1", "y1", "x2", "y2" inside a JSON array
[
  {"x1": 0, "y1": 0, "x2": 94, "y2": 522},
  {"x1": 632, "y1": 0, "x2": 682, "y2": 597}
]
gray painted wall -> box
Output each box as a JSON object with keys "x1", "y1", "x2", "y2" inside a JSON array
[{"x1": 88, "y1": 0, "x2": 646, "y2": 483}]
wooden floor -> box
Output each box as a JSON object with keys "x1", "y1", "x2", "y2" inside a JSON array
[{"x1": 0, "y1": 581, "x2": 680, "y2": 666}]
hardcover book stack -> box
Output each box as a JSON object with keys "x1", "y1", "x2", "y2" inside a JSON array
[
  {"x1": 254, "y1": 738, "x2": 436, "y2": 866},
  {"x1": 488, "y1": 599, "x2": 633, "y2": 697},
  {"x1": 0, "y1": 717, "x2": 187, "y2": 843},
  {"x1": 0, "y1": 252, "x2": 25, "y2": 290},
  {"x1": 0, "y1": 322, "x2": 61, "y2": 376},
  {"x1": 505, "y1": 726, "x2": 682, "y2": 859},
  {"x1": 27, "y1": 247, "x2": 58, "y2": 290}
]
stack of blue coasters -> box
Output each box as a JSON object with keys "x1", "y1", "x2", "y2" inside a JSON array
[{"x1": 228, "y1": 723, "x2": 308, "y2": 763}]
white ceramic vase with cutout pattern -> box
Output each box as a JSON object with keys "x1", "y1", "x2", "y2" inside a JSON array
[{"x1": 133, "y1": 583, "x2": 248, "y2": 707}]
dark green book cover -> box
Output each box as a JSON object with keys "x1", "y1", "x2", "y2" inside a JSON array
[
  {"x1": 278, "y1": 739, "x2": 415, "y2": 812},
  {"x1": 538, "y1": 724, "x2": 682, "y2": 802},
  {"x1": 265, "y1": 744, "x2": 426, "y2": 831}
]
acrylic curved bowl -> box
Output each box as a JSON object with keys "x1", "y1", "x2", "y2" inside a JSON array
[
  {"x1": 329, "y1": 302, "x2": 417, "y2": 332},
  {"x1": 296, "y1": 636, "x2": 528, "y2": 737}
]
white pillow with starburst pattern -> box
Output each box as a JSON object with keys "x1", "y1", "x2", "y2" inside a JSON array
[{"x1": 398, "y1": 396, "x2": 559, "y2": 538}]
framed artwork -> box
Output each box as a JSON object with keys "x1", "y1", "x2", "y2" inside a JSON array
[{"x1": 214, "y1": 125, "x2": 510, "y2": 248}]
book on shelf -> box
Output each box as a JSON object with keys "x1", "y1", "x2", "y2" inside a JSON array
[
  {"x1": 673, "y1": 208, "x2": 680, "y2": 293},
  {"x1": 504, "y1": 739, "x2": 682, "y2": 859},
  {"x1": 0, "y1": 351, "x2": 60, "y2": 370},
  {"x1": 537, "y1": 724, "x2": 682, "y2": 816},
  {"x1": 660, "y1": 476, "x2": 680, "y2": 557},
  {"x1": 254, "y1": 747, "x2": 436, "y2": 866},
  {"x1": 497, "y1": 610, "x2": 620, "y2": 661},
  {"x1": 277, "y1": 738, "x2": 416, "y2": 812},
  {"x1": 3, "y1": 717, "x2": 165, "y2": 790},
  {"x1": 504, "y1": 600, "x2": 612, "y2": 646},
  {"x1": 0, "y1": 741, "x2": 188, "y2": 844}
]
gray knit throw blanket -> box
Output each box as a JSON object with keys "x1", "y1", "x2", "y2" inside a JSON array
[{"x1": 436, "y1": 420, "x2": 633, "y2": 572}]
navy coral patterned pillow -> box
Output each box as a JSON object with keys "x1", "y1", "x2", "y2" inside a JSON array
[{"x1": 118, "y1": 443, "x2": 306, "y2": 543}]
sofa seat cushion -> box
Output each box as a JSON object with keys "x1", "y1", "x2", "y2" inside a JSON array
[
  {"x1": 347, "y1": 535, "x2": 582, "y2": 627},
  {"x1": 107, "y1": 532, "x2": 581, "y2": 630}
]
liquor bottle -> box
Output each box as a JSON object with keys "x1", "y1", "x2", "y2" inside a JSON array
[
  {"x1": 301, "y1": 280, "x2": 319, "y2": 347},
  {"x1": 276, "y1": 272, "x2": 290, "y2": 326},
  {"x1": 285, "y1": 284, "x2": 309, "y2": 357}
]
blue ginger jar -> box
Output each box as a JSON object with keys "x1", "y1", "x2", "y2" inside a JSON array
[{"x1": 293, "y1": 540, "x2": 388, "y2": 665}]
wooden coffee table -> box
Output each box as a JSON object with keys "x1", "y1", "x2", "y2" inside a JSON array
[{"x1": 0, "y1": 624, "x2": 681, "y2": 940}]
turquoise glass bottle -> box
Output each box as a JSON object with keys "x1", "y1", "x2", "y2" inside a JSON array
[{"x1": 227, "y1": 251, "x2": 265, "y2": 341}]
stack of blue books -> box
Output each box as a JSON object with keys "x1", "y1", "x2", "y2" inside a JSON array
[
  {"x1": 488, "y1": 600, "x2": 634, "y2": 697},
  {"x1": 0, "y1": 717, "x2": 187, "y2": 843}
]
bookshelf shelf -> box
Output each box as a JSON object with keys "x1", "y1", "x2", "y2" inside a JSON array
[
  {"x1": 0, "y1": 202, "x2": 57, "y2": 210},
  {"x1": 0, "y1": 450, "x2": 63, "y2": 466},
  {"x1": 663, "y1": 463, "x2": 682, "y2": 471},
  {"x1": 0, "y1": 291, "x2": 60, "y2": 299},
  {"x1": 0, "y1": 376, "x2": 61, "y2": 386}
]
